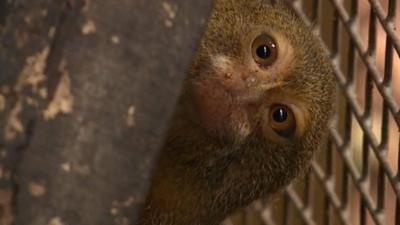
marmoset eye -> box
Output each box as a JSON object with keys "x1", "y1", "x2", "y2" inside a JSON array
[
  {"x1": 251, "y1": 34, "x2": 278, "y2": 67},
  {"x1": 269, "y1": 104, "x2": 296, "y2": 138}
]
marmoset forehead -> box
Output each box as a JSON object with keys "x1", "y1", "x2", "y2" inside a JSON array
[{"x1": 203, "y1": 4, "x2": 296, "y2": 57}]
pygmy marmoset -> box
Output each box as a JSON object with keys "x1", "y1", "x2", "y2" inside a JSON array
[{"x1": 139, "y1": 0, "x2": 335, "y2": 224}]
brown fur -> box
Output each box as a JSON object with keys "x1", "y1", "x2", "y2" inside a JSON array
[{"x1": 138, "y1": 0, "x2": 335, "y2": 224}]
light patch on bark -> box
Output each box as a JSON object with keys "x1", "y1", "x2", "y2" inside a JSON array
[
  {"x1": 81, "y1": 19, "x2": 96, "y2": 35},
  {"x1": 60, "y1": 162, "x2": 71, "y2": 172},
  {"x1": 16, "y1": 47, "x2": 49, "y2": 93},
  {"x1": 48, "y1": 26, "x2": 56, "y2": 39},
  {"x1": 0, "y1": 149, "x2": 6, "y2": 159},
  {"x1": 61, "y1": 162, "x2": 91, "y2": 175},
  {"x1": 113, "y1": 196, "x2": 136, "y2": 208},
  {"x1": 162, "y1": 2, "x2": 177, "y2": 27},
  {"x1": 110, "y1": 207, "x2": 119, "y2": 216},
  {"x1": 0, "y1": 94, "x2": 5, "y2": 111},
  {"x1": 43, "y1": 60, "x2": 74, "y2": 120},
  {"x1": 23, "y1": 14, "x2": 33, "y2": 26},
  {"x1": 4, "y1": 100, "x2": 23, "y2": 140},
  {"x1": 41, "y1": 9, "x2": 48, "y2": 17},
  {"x1": 48, "y1": 217, "x2": 65, "y2": 225},
  {"x1": 4, "y1": 46, "x2": 51, "y2": 140},
  {"x1": 111, "y1": 197, "x2": 133, "y2": 224},
  {"x1": 73, "y1": 163, "x2": 91, "y2": 176},
  {"x1": 126, "y1": 105, "x2": 136, "y2": 127},
  {"x1": 0, "y1": 189, "x2": 13, "y2": 225},
  {"x1": 162, "y1": 2, "x2": 177, "y2": 19},
  {"x1": 114, "y1": 217, "x2": 130, "y2": 225},
  {"x1": 111, "y1": 35, "x2": 120, "y2": 44},
  {"x1": 28, "y1": 181, "x2": 46, "y2": 197},
  {"x1": 25, "y1": 96, "x2": 39, "y2": 107},
  {"x1": 39, "y1": 87, "x2": 48, "y2": 99}
]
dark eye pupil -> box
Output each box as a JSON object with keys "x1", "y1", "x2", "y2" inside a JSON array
[
  {"x1": 256, "y1": 45, "x2": 271, "y2": 59},
  {"x1": 273, "y1": 107, "x2": 287, "y2": 123}
]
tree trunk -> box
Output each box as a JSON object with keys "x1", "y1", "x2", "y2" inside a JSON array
[{"x1": 0, "y1": 0, "x2": 213, "y2": 224}]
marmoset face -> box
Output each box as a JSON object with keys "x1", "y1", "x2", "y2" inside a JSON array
[{"x1": 190, "y1": 0, "x2": 335, "y2": 149}]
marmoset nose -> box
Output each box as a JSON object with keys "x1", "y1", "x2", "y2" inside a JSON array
[{"x1": 242, "y1": 74, "x2": 259, "y2": 88}]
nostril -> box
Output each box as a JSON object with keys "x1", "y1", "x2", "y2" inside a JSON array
[{"x1": 224, "y1": 73, "x2": 233, "y2": 79}]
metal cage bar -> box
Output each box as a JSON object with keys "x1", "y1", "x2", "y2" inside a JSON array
[{"x1": 250, "y1": 0, "x2": 400, "y2": 225}]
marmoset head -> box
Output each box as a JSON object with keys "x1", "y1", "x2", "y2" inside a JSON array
[
  {"x1": 190, "y1": 0, "x2": 335, "y2": 150},
  {"x1": 139, "y1": 1, "x2": 336, "y2": 224}
]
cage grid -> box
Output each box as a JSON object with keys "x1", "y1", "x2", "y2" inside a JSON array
[{"x1": 226, "y1": 0, "x2": 399, "y2": 225}]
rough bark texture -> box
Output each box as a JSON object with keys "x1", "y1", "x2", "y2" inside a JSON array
[{"x1": 0, "y1": 0, "x2": 213, "y2": 224}]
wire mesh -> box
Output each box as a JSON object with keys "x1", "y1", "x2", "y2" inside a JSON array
[{"x1": 226, "y1": 0, "x2": 400, "y2": 224}]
